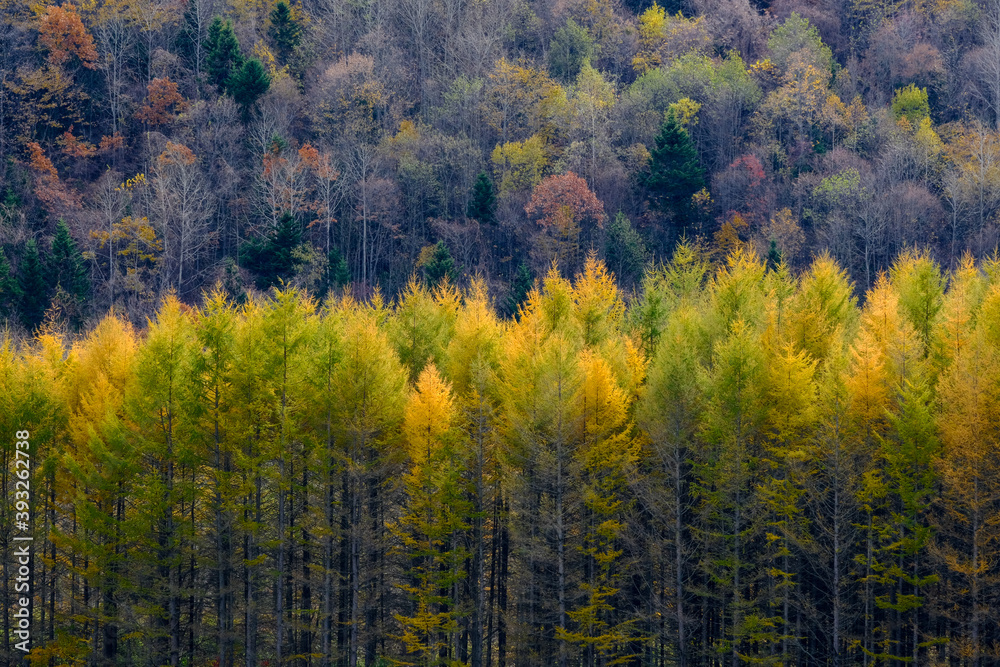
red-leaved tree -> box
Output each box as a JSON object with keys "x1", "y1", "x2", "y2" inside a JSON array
[{"x1": 525, "y1": 171, "x2": 606, "y2": 274}]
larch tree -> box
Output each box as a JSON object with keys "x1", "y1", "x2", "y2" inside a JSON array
[
  {"x1": 394, "y1": 364, "x2": 472, "y2": 665},
  {"x1": 125, "y1": 294, "x2": 197, "y2": 666}
]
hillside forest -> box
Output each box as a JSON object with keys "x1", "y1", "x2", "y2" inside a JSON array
[
  {"x1": 3, "y1": 0, "x2": 1000, "y2": 325},
  {"x1": 4, "y1": 0, "x2": 1000, "y2": 664}
]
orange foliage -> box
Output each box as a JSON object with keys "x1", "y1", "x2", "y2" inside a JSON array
[
  {"x1": 135, "y1": 77, "x2": 187, "y2": 126},
  {"x1": 59, "y1": 126, "x2": 96, "y2": 157},
  {"x1": 37, "y1": 3, "x2": 98, "y2": 69},
  {"x1": 99, "y1": 132, "x2": 125, "y2": 152},
  {"x1": 525, "y1": 171, "x2": 606, "y2": 229},
  {"x1": 26, "y1": 140, "x2": 81, "y2": 212},
  {"x1": 157, "y1": 141, "x2": 197, "y2": 167},
  {"x1": 27, "y1": 141, "x2": 58, "y2": 178},
  {"x1": 299, "y1": 143, "x2": 338, "y2": 180}
]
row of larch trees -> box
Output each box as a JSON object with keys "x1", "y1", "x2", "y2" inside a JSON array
[{"x1": 4, "y1": 245, "x2": 1000, "y2": 666}]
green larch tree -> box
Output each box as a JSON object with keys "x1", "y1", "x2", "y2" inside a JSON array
[{"x1": 394, "y1": 364, "x2": 472, "y2": 665}]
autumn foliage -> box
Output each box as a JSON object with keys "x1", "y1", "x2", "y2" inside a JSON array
[
  {"x1": 525, "y1": 171, "x2": 606, "y2": 229},
  {"x1": 37, "y1": 3, "x2": 98, "y2": 69},
  {"x1": 135, "y1": 78, "x2": 187, "y2": 125}
]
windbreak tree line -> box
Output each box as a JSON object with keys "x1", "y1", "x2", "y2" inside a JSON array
[{"x1": 4, "y1": 247, "x2": 1000, "y2": 666}]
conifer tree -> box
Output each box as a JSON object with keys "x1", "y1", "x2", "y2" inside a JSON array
[
  {"x1": 695, "y1": 317, "x2": 773, "y2": 663},
  {"x1": 0, "y1": 248, "x2": 21, "y2": 317},
  {"x1": 57, "y1": 314, "x2": 139, "y2": 664},
  {"x1": 191, "y1": 289, "x2": 240, "y2": 667},
  {"x1": 498, "y1": 266, "x2": 584, "y2": 665},
  {"x1": 423, "y1": 241, "x2": 458, "y2": 288},
  {"x1": 241, "y1": 211, "x2": 305, "y2": 289},
  {"x1": 933, "y1": 301, "x2": 1000, "y2": 666},
  {"x1": 333, "y1": 300, "x2": 407, "y2": 666},
  {"x1": 268, "y1": 1, "x2": 302, "y2": 63},
  {"x1": 19, "y1": 239, "x2": 49, "y2": 330},
  {"x1": 604, "y1": 212, "x2": 648, "y2": 287},
  {"x1": 126, "y1": 295, "x2": 197, "y2": 666},
  {"x1": 636, "y1": 304, "x2": 705, "y2": 665},
  {"x1": 467, "y1": 172, "x2": 496, "y2": 225},
  {"x1": 229, "y1": 58, "x2": 271, "y2": 121},
  {"x1": 261, "y1": 288, "x2": 316, "y2": 663},
  {"x1": 443, "y1": 278, "x2": 503, "y2": 666},
  {"x1": 506, "y1": 262, "x2": 533, "y2": 317},
  {"x1": 391, "y1": 277, "x2": 459, "y2": 381},
  {"x1": 890, "y1": 249, "x2": 944, "y2": 360},
  {"x1": 644, "y1": 109, "x2": 705, "y2": 227},
  {"x1": 300, "y1": 302, "x2": 345, "y2": 667},
  {"x1": 48, "y1": 220, "x2": 90, "y2": 304},
  {"x1": 394, "y1": 364, "x2": 472, "y2": 665},
  {"x1": 559, "y1": 350, "x2": 639, "y2": 663},
  {"x1": 205, "y1": 17, "x2": 243, "y2": 93}
]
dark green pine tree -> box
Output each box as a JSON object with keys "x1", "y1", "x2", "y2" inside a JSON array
[
  {"x1": 228, "y1": 58, "x2": 271, "y2": 121},
  {"x1": 205, "y1": 17, "x2": 243, "y2": 93},
  {"x1": 424, "y1": 241, "x2": 457, "y2": 288},
  {"x1": 48, "y1": 220, "x2": 90, "y2": 302},
  {"x1": 0, "y1": 248, "x2": 22, "y2": 318},
  {"x1": 506, "y1": 261, "x2": 533, "y2": 317},
  {"x1": 644, "y1": 109, "x2": 705, "y2": 227},
  {"x1": 466, "y1": 172, "x2": 496, "y2": 225},
  {"x1": 323, "y1": 247, "x2": 351, "y2": 294},
  {"x1": 18, "y1": 239, "x2": 49, "y2": 330},
  {"x1": 268, "y1": 1, "x2": 302, "y2": 63},
  {"x1": 766, "y1": 239, "x2": 783, "y2": 272},
  {"x1": 240, "y1": 211, "x2": 305, "y2": 290}
]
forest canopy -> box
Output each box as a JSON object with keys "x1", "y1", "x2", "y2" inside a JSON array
[{"x1": 2, "y1": 248, "x2": 1000, "y2": 665}]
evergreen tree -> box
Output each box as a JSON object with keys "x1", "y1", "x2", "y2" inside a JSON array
[
  {"x1": 604, "y1": 212, "x2": 648, "y2": 286},
  {"x1": 766, "y1": 239, "x2": 782, "y2": 271},
  {"x1": 423, "y1": 241, "x2": 457, "y2": 288},
  {"x1": 18, "y1": 239, "x2": 49, "y2": 330},
  {"x1": 466, "y1": 172, "x2": 496, "y2": 225},
  {"x1": 506, "y1": 262, "x2": 533, "y2": 317},
  {"x1": 0, "y1": 248, "x2": 21, "y2": 317},
  {"x1": 644, "y1": 110, "x2": 705, "y2": 227},
  {"x1": 228, "y1": 58, "x2": 271, "y2": 120},
  {"x1": 268, "y1": 1, "x2": 302, "y2": 63},
  {"x1": 240, "y1": 212, "x2": 305, "y2": 290},
  {"x1": 205, "y1": 17, "x2": 243, "y2": 93},
  {"x1": 48, "y1": 220, "x2": 90, "y2": 303},
  {"x1": 319, "y1": 247, "x2": 351, "y2": 297}
]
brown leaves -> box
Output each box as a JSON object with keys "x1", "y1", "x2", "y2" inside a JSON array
[
  {"x1": 27, "y1": 141, "x2": 58, "y2": 178},
  {"x1": 135, "y1": 78, "x2": 187, "y2": 126},
  {"x1": 25, "y1": 141, "x2": 82, "y2": 212},
  {"x1": 525, "y1": 171, "x2": 606, "y2": 229},
  {"x1": 59, "y1": 126, "x2": 96, "y2": 158},
  {"x1": 157, "y1": 141, "x2": 197, "y2": 168},
  {"x1": 37, "y1": 3, "x2": 98, "y2": 69}
]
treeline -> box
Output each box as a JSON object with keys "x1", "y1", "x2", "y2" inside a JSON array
[
  {"x1": 6, "y1": 0, "x2": 1000, "y2": 331},
  {"x1": 3, "y1": 248, "x2": 1000, "y2": 666}
]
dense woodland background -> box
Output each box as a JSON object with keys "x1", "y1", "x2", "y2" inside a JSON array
[
  {"x1": 3, "y1": 0, "x2": 1000, "y2": 324},
  {"x1": 4, "y1": 248, "x2": 1000, "y2": 666}
]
